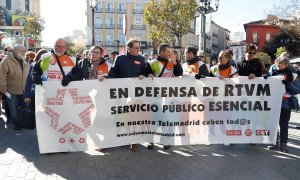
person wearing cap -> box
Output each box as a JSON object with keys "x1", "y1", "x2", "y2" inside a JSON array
[{"x1": 25, "y1": 51, "x2": 36, "y2": 64}]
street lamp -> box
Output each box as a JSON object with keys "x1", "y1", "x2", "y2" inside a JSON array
[
  {"x1": 197, "y1": 0, "x2": 220, "y2": 57},
  {"x1": 115, "y1": 40, "x2": 120, "y2": 52},
  {"x1": 90, "y1": 0, "x2": 97, "y2": 46}
]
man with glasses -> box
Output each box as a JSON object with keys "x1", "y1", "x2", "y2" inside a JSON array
[
  {"x1": 237, "y1": 44, "x2": 262, "y2": 79},
  {"x1": 108, "y1": 38, "x2": 151, "y2": 152},
  {"x1": 32, "y1": 38, "x2": 76, "y2": 84}
]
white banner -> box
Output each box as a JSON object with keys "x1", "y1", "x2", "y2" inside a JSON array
[{"x1": 36, "y1": 77, "x2": 284, "y2": 153}]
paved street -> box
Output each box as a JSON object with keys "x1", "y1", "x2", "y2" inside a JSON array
[{"x1": 0, "y1": 111, "x2": 300, "y2": 180}]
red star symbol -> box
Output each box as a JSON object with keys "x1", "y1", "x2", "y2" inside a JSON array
[
  {"x1": 69, "y1": 138, "x2": 75, "y2": 144},
  {"x1": 79, "y1": 138, "x2": 85, "y2": 144},
  {"x1": 44, "y1": 88, "x2": 95, "y2": 135},
  {"x1": 59, "y1": 137, "x2": 65, "y2": 143}
]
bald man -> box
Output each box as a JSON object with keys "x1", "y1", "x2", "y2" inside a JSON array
[{"x1": 32, "y1": 38, "x2": 76, "y2": 84}]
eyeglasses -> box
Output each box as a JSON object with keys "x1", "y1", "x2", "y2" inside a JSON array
[
  {"x1": 91, "y1": 51, "x2": 101, "y2": 55},
  {"x1": 248, "y1": 52, "x2": 256, "y2": 55},
  {"x1": 199, "y1": 56, "x2": 204, "y2": 58},
  {"x1": 55, "y1": 45, "x2": 66, "y2": 49}
]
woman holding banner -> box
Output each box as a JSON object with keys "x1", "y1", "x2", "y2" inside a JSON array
[{"x1": 268, "y1": 56, "x2": 300, "y2": 153}]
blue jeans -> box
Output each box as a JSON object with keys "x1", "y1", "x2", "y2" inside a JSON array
[{"x1": 6, "y1": 95, "x2": 24, "y2": 126}]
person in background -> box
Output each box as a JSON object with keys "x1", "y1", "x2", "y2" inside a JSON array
[
  {"x1": 0, "y1": 45, "x2": 29, "y2": 130},
  {"x1": 24, "y1": 49, "x2": 48, "y2": 127},
  {"x1": 110, "y1": 51, "x2": 119, "y2": 65},
  {"x1": 226, "y1": 49, "x2": 237, "y2": 68},
  {"x1": 142, "y1": 53, "x2": 149, "y2": 62},
  {"x1": 25, "y1": 51, "x2": 36, "y2": 64},
  {"x1": 3, "y1": 45, "x2": 12, "y2": 55},
  {"x1": 75, "y1": 52, "x2": 82, "y2": 63},
  {"x1": 267, "y1": 56, "x2": 300, "y2": 153},
  {"x1": 150, "y1": 50, "x2": 158, "y2": 61}
]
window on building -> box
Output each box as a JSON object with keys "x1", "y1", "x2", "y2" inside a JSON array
[
  {"x1": 95, "y1": 17, "x2": 102, "y2": 28},
  {"x1": 118, "y1": 17, "x2": 123, "y2": 28},
  {"x1": 266, "y1": 33, "x2": 271, "y2": 43},
  {"x1": 106, "y1": 17, "x2": 113, "y2": 28},
  {"x1": 135, "y1": 4, "x2": 142, "y2": 13},
  {"x1": 118, "y1": 34, "x2": 125, "y2": 43},
  {"x1": 96, "y1": 35, "x2": 102, "y2": 45},
  {"x1": 96, "y1": 2, "x2": 102, "y2": 12},
  {"x1": 253, "y1": 32, "x2": 258, "y2": 43},
  {"x1": 118, "y1": 3, "x2": 125, "y2": 13},
  {"x1": 107, "y1": 2, "x2": 114, "y2": 12},
  {"x1": 107, "y1": 34, "x2": 114, "y2": 43},
  {"x1": 134, "y1": 17, "x2": 142, "y2": 25},
  {"x1": 25, "y1": 0, "x2": 30, "y2": 12},
  {"x1": 6, "y1": 0, "x2": 12, "y2": 10}
]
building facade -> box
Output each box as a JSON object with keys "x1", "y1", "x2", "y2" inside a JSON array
[
  {"x1": 195, "y1": 14, "x2": 230, "y2": 59},
  {"x1": 230, "y1": 41, "x2": 246, "y2": 62},
  {"x1": 244, "y1": 16, "x2": 281, "y2": 52},
  {"x1": 0, "y1": 0, "x2": 41, "y2": 49},
  {"x1": 86, "y1": 0, "x2": 152, "y2": 54}
]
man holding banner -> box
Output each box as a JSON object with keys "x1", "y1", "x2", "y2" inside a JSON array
[{"x1": 108, "y1": 38, "x2": 151, "y2": 151}]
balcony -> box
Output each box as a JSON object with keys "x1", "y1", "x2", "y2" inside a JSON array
[
  {"x1": 95, "y1": 8, "x2": 103, "y2": 13},
  {"x1": 117, "y1": 24, "x2": 123, "y2": 29},
  {"x1": 105, "y1": 41, "x2": 115, "y2": 46},
  {"x1": 212, "y1": 43, "x2": 218, "y2": 48},
  {"x1": 94, "y1": 24, "x2": 103, "y2": 29},
  {"x1": 105, "y1": 24, "x2": 114, "y2": 29},
  {"x1": 133, "y1": 9, "x2": 143, "y2": 14},
  {"x1": 117, "y1": 8, "x2": 126, "y2": 14},
  {"x1": 105, "y1": 8, "x2": 114, "y2": 13},
  {"x1": 212, "y1": 32, "x2": 218, "y2": 37},
  {"x1": 131, "y1": 25, "x2": 146, "y2": 30}
]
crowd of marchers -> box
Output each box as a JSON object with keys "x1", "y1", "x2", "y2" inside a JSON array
[{"x1": 0, "y1": 37, "x2": 300, "y2": 153}]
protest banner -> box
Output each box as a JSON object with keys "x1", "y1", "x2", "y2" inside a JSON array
[{"x1": 35, "y1": 77, "x2": 284, "y2": 153}]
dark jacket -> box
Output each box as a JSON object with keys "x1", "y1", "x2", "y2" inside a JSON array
[
  {"x1": 269, "y1": 64, "x2": 300, "y2": 110},
  {"x1": 24, "y1": 62, "x2": 36, "y2": 98},
  {"x1": 108, "y1": 52, "x2": 150, "y2": 78},
  {"x1": 237, "y1": 58, "x2": 262, "y2": 77}
]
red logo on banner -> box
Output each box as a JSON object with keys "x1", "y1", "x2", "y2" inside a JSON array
[
  {"x1": 226, "y1": 130, "x2": 242, "y2": 136},
  {"x1": 59, "y1": 138, "x2": 65, "y2": 143},
  {"x1": 256, "y1": 130, "x2": 270, "y2": 136},
  {"x1": 245, "y1": 129, "x2": 252, "y2": 136},
  {"x1": 69, "y1": 138, "x2": 75, "y2": 144},
  {"x1": 79, "y1": 138, "x2": 85, "y2": 144}
]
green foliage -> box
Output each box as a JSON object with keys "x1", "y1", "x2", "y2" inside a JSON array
[
  {"x1": 144, "y1": 0, "x2": 197, "y2": 47},
  {"x1": 21, "y1": 15, "x2": 45, "y2": 51},
  {"x1": 65, "y1": 39, "x2": 86, "y2": 56},
  {"x1": 275, "y1": 46, "x2": 286, "y2": 57},
  {"x1": 256, "y1": 52, "x2": 272, "y2": 65}
]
